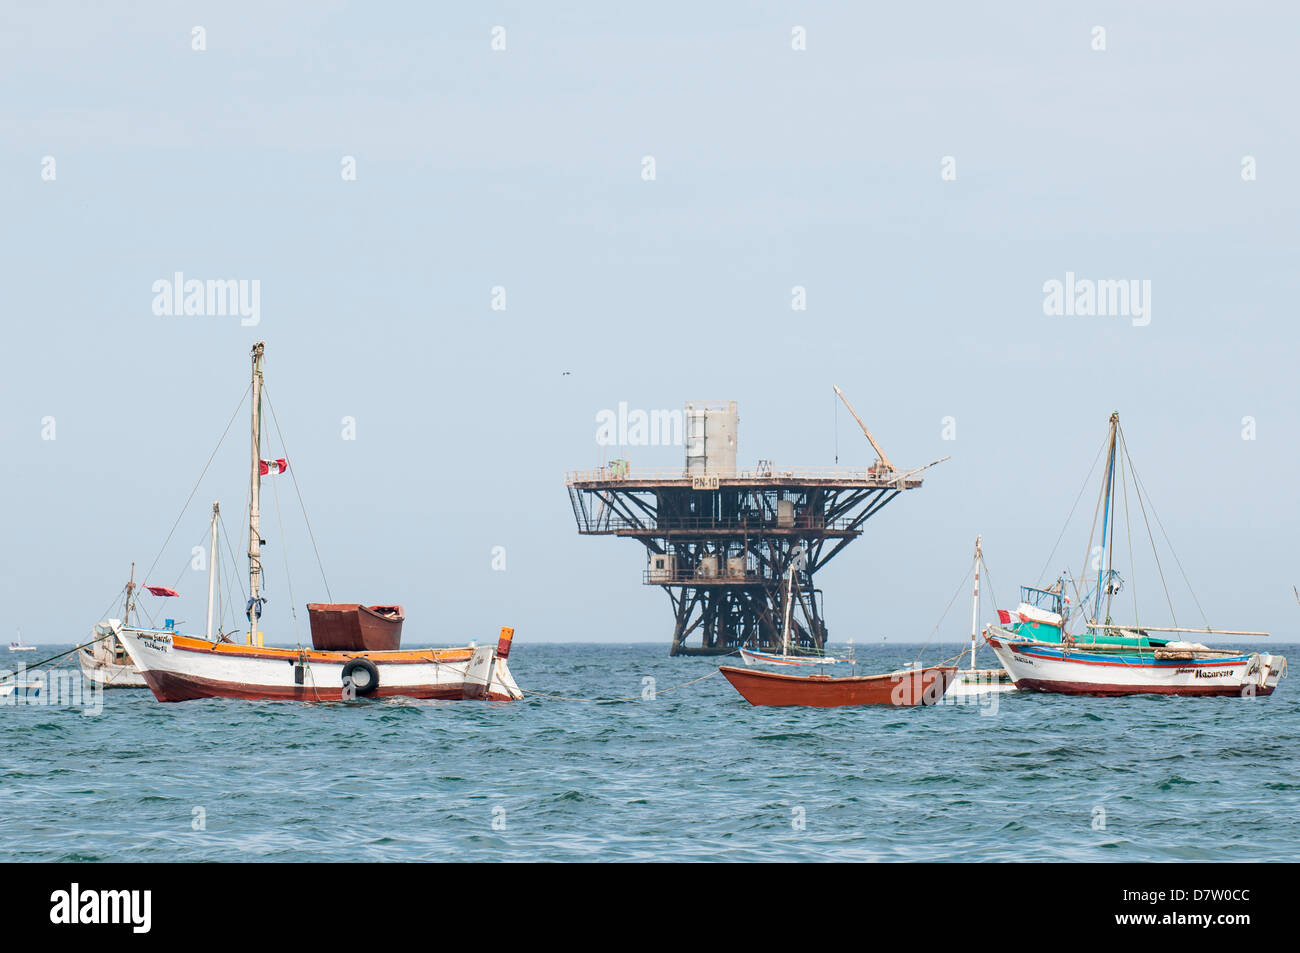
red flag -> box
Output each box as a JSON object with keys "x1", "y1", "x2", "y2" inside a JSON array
[
  {"x1": 146, "y1": 586, "x2": 180, "y2": 597},
  {"x1": 996, "y1": 609, "x2": 1021, "y2": 624},
  {"x1": 259, "y1": 458, "x2": 288, "y2": 475}
]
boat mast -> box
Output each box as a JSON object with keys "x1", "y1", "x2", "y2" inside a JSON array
[
  {"x1": 123, "y1": 562, "x2": 135, "y2": 627},
  {"x1": 248, "y1": 342, "x2": 265, "y2": 646},
  {"x1": 205, "y1": 502, "x2": 220, "y2": 640},
  {"x1": 1092, "y1": 412, "x2": 1120, "y2": 629},
  {"x1": 781, "y1": 562, "x2": 795, "y2": 657},
  {"x1": 970, "y1": 535, "x2": 981, "y2": 670}
]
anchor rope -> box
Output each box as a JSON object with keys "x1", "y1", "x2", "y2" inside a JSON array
[{"x1": 0, "y1": 629, "x2": 119, "y2": 683}]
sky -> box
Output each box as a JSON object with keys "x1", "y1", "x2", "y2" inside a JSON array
[{"x1": 2, "y1": 3, "x2": 1298, "y2": 647}]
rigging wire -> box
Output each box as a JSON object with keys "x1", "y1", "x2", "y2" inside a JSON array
[
  {"x1": 137, "y1": 384, "x2": 251, "y2": 596},
  {"x1": 912, "y1": 561, "x2": 974, "y2": 664},
  {"x1": 1036, "y1": 434, "x2": 1108, "y2": 588},
  {"x1": 1070, "y1": 438, "x2": 1110, "y2": 637},
  {"x1": 266, "y1": 418, "x2": 301, "y2": 646},
  {"x1": 262, "y1": 386, "x2": 333, "y2": 601},
  {"x1": 1120, "y1": 429, "x2": 1181, "y2": 630},
  {"x1": 1122, "y1": 431, "x2": 1211, "y2": 630}
]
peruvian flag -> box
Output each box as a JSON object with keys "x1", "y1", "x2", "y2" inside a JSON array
[
  {"x1": 146, "y1": 586, "x2": 179, "y2": 597},
  {"x1": 260, "y1": 458, "x2": 288, "y2": 475},
  {"x1": 996, "y1": 609, "x2": 1023, "y2": 624}
]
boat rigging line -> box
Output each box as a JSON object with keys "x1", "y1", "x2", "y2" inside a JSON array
[
  {"x1": 0, "y1": 629, "x2": 119, "y2": 683},
  {"x1": 262, "y1": 386, "x2": 333, "y2": 602},
  {"x1": 136, "y1": 383, "x2": 251, "y2": 599},
  {"x1": 1035, "y1": 432, "x2": 1107, "y2": 588}
]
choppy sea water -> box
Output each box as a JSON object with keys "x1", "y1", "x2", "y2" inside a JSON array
[{"x1": 1, "y1": 642, "x2": 1297, "y2": 862}]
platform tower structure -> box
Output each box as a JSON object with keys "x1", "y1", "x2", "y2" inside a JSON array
[{"x1": 566, "y1": 399, "x2": 932, "y2": 656}]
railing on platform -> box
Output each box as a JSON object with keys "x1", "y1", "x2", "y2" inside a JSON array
[
  {"x1": 642, "y1": 569, "x2": 769, "y2": 585},
  {"x1": 565, "y1": 464, "x2": 901, "y2": 484},
  {"x1": 582, "y1": 514, "x2": 864, "y2": 533}
]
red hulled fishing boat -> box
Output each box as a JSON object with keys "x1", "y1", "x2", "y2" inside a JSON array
[{"x1": 720, "y1": 663, "x2": 956, "y2": 707}]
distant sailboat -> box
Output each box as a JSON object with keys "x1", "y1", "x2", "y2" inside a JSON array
[
  {"x1": 739, "y1": 546, "x2": 851, "y2": 668},
  {"x1": 944, "y1": 536, "x2": 1016, "y2": 697},
  {"x1": 8, "y1": 629, "x2": 36, "y2": 653}
]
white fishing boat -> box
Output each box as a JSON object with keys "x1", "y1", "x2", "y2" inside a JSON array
[
  {"x1": 115, "y1": 342, "x2": 523, "y2": 703},
  {"x1": 985, "y1": 412, "x2": 1287, "y2": 698},
  {"x1": 944, "y1": 537, "x2": 1016, "y2": 698},
  {"x1": 739, "y1": 548, "x2": 851, "y2": 669},
  {"x1": 80, "y1": 566, "x2": 148, "y2": 688},
  {"x1": 8, "y1": 629, "x2": 36, "y2": 653},
  {"x1": 0, "y1": 672, "x2": 43, "y2": 699}
]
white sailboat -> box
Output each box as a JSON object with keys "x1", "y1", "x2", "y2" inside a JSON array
[
  {"x1": 944, "y1": 536, "x2": 1016, "y2": 697},
  {"x1": 739, "y1": 547, "x2": 852, "y2": 668},
  {"x1": 8, "y1": 629, "x2": 36, "y2": 653},
  {"x1": 116, "y1": 342, "x2": 523, "y2": 703}
]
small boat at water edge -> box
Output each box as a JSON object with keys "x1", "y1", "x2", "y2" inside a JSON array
[
  {"x1": 721, "y1": 663, "x2": 957, "y2": 707},
  {"x1": 9, "y1": 629, "x2": 36, "y2": 653},
  {"x1": 738, "y1": 546, "x2": 852, "y2": 669},
  {"x1": 81, "y1": 566, "x2": 149, "y2": 688},
  {"x1": 739, "y1": 647, "x2": 853, "y2": 668},
  {"x1": 943, "y1": 536, "x2": 1016, "y2": 698},
  {"x1": 0, "y1": 673, "x2": 43, "y2": 699}
]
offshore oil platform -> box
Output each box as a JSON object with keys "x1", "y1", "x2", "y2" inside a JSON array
[{"x1": 566, "y1": 391, "x2": 943, "y2": 656}]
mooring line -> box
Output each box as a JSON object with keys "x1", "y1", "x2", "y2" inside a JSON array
[
  {"x1": 0, "y1": 630, "x2": 118, "y2": 683},
  {"x1": 515, "y1": 668, "x2": 721, "y2": 704}
]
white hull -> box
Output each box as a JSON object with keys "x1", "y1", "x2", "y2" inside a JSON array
[
  {"x1": 117, "y1": 627, "x2": 523, "y2": 703},
  {"x1": 80, "y1": 621, "x2": 148, "y2": 688},
  {"x1": 986, "y1": 628, "x2": 1285, "y2": 697},
  {"x1": 943, "y1": 667, "x2": 1017, "y2": 697},
  {"x1": 739, "y1": 647, "x2": 851, "y2": 668}
]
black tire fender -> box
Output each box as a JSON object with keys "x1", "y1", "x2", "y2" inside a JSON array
[{"x1": 341, "y1": 658, "x2": 380, "y2": 696}]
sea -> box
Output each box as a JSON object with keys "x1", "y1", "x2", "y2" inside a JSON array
[{"x1": 2, "y1": 642, "x2": 1297, "y2": 862}]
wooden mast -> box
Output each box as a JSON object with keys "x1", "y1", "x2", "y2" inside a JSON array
[
  {"x1": 248, "y1": 342, "x2": 265, "y2": 646},
  {"x1": 123, "y1": 562, "x2": 135, "y2": 627},
  {"x1": 969, "y1": 536, "x2": 981, "y2": 670},
  {"x1": 780, "y1": 563, "x2": 795, "y2": 657},
  {"x1": 1092, "y1": 412, "x2": 1120, "y2": 628}
]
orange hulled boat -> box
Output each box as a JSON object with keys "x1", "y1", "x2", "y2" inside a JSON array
[{"x1": 720, "y1": 663, "x2": 956, "y2": 707}]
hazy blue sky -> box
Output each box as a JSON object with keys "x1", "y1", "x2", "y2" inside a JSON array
[{"x1": 3, "y1": 3, "x2": 1297, "y2": 646}]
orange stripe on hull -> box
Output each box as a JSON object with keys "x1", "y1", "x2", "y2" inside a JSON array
[{"x1": 168, "y1": 634, "x2": 473, "y2": 665}]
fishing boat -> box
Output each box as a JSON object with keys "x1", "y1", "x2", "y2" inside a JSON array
[
  {"x1": 944, "y1": 536, "x2": 1016, "y2": 697},
  {"x1": 721, "y1": 663, "x2": 957, "y2": 707},
  {"x1": 80, "y1": 566, "x2": 148, "y2": 688},
  {"x1": 739, "y1": 550, "x2": 851, "y2": 668},
  {"x1": 8, "y1": 630, "x2": 36, "y2": 653},
  {"x1": 985, "y1": 412, "x2": 1287, "y2": 697},
  {"x1": 115, "y1": 342, "x2": 523, "y2": 703},
  {"x1": 0, "y1": 673, "x2": 43, "y2": 699}
]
